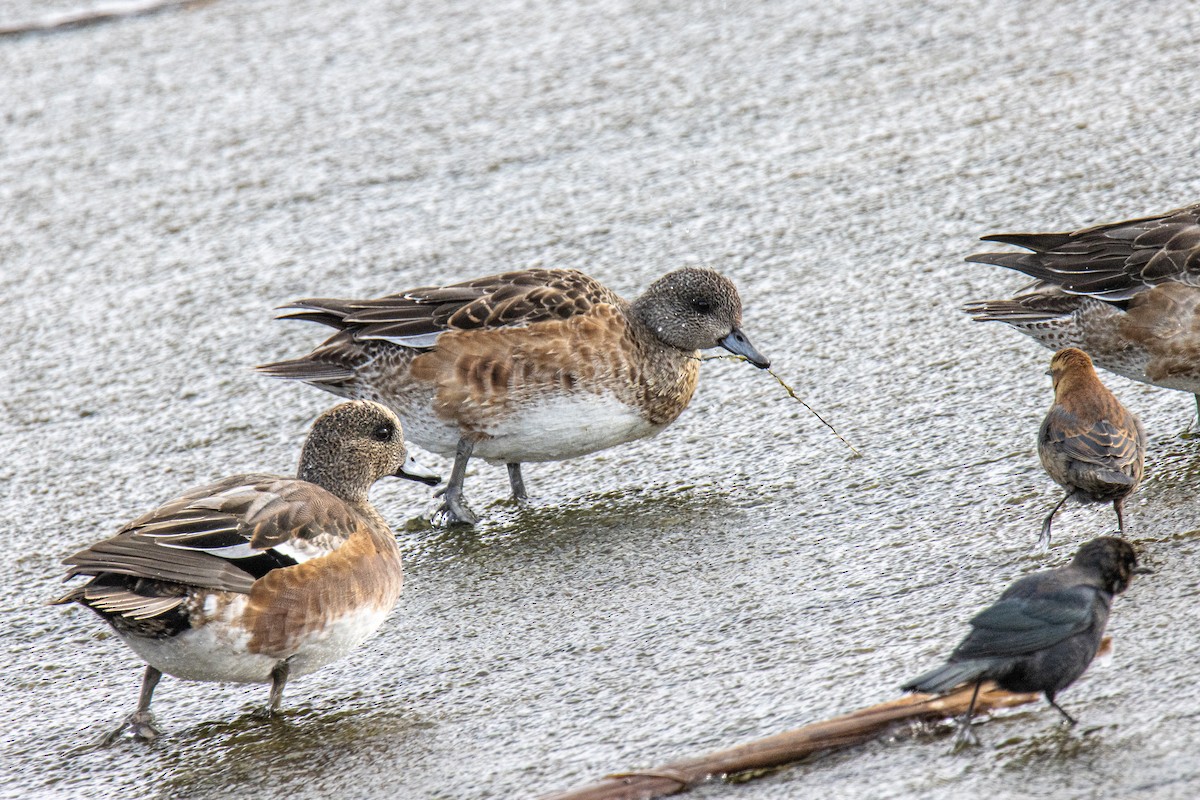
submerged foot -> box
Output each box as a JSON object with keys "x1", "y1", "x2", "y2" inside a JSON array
[
  {"x1": 100, "y1": 710, "x2": 161, "y2": 745},
  {"x1": 432, "y1": 492, "x2": 479, "y2": 526}
]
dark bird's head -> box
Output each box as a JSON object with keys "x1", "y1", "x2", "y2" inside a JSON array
[
  {"x1": 298, "y1": 400, "x2": 440, "y2": 502},
  {"x1": 1071, "y1": 536, "x2": 1146, "y2": 595},
  {"x1": 632, "y1": 268, "x2": 770, "y2": 368}
]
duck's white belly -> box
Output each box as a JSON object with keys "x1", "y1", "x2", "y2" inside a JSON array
[
  {"x1": 121, "y1": 595, "x2": 393, "y2": 683},
  {"x1": 402, "y1": 393, "x2": 664, "y2": 463}
]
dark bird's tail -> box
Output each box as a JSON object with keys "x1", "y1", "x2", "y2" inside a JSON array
[{"x1": 902, "y1": 660, "x2": 990, "y2": 694}]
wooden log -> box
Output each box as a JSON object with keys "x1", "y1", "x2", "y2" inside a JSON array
[
  {"x1": 539, "y1": 683, "x2": 1041, "y2": 800},
  {"x1": 0, "y1": 0, "x2": 202, "y2": 37}
]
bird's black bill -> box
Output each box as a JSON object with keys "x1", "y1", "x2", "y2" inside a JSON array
[
  {"x1": 395, "y1": 454, "x2": 441, "y2": 486},
  {"x1": 1133, "y1": 566, "x2": 1154, "y2": 575},
  {"x1": 719, "y1": 328, "x2": 770, "y2": 369}
]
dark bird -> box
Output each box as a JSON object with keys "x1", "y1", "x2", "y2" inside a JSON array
[
  {"x1": 51, "y1": 401, "x2": 439, "y2": 742},
  {"x1": 903, "y1": 536, "x2": 1146, "y2": 746},
  {"x1": 1037, "y1": 347, "x2": 1146, "y2": 550},
  {"x1": 964, "y1": 203, "x2": 1200, "y2": 418},
  {"x1": 258, "y1": 267, "x2": 769, "y2": 525}
]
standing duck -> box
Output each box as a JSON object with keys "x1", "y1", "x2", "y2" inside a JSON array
[
  {"x1": 258, "y1": 267, "x2": 769, "y2": 525},
  {"x1": 52, "y1": 400, "x2": 438, "y2": 741}
]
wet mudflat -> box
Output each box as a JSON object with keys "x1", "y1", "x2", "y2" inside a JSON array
[{"x1": 2, "y1": 1, "x2": 1199, "y2": 798}]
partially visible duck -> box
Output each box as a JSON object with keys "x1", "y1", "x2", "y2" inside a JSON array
[{"x1": 965, "y1": 203, "x2": 1200, "y2": 415}]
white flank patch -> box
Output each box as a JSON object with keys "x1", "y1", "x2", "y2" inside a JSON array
[
  {"x1": 271, "y1": 538, "x2": 336, "y2": 564},
  {"x1": 367, "y1": 331, "x2": 443, "y2": 348},
  {"x1": 123, "y1": 595, "x2": 274, "y2": 683},
  {"x1": 284, "y1": 604, "x2": 394, "y2": 677},
  {"x1": 474, "y1": 393, "x2": 662, "y2": 463},
  {"x1": 120, "y1": 596, "x2": 394, "y2": 683}
]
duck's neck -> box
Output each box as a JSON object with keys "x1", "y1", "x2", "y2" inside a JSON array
[{"x1": 297, "y1": 446, "x2": 371, "y2": 505}]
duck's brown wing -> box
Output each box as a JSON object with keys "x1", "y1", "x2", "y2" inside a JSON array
[
  {"x1": 968, "y1": 203, "x2": 1200, "y2": 304},
  {"x1": 56, "y1": 474, "x2": 362, "y2": 601},
  {"x1": 273, "y1": 268, "x2": 623, "y2": 347}
]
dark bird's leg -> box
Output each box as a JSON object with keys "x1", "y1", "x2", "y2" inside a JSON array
[
  {"x1": 1045, "y1": 692, "x2": 1078, "y2": 726},
  {"x1": 267, "y1": 661, "x2": 289, "y2": 715},
  {"x1": 1038, "y1": 494, "x2": 1070, "y2": 552},
  {"x1": 434, "y1": 437, "x2": 479, "y2": 526},
  {"x1": 101, "y1": 665, "x2": 163, "y2": 744},
  {"x1": 506, "y1": 463, "x2": 528, "y2": 503},
  {"x1": 952, "y1": 679, "x2": 984, "y2": 750},
  {"x1": 1113, "y1": 498, "x2": 1127, "y2": 535}
]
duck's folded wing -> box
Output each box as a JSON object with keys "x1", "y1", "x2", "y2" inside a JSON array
[
  {"x1": 277, "y1": 269, "x2": 622, "y2": 347},
  {"x1": 950, "y1": 586, "x2": 1098, "y2": 660},
  {"x1": 62, "y1": 474, "x2": 359, "y2": 595},
  {"x1": 967, "y1": 204, "x2": 1200, "y2": 303}
]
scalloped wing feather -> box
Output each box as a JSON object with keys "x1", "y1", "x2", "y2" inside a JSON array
[{"x1": 61, "y1": 475, "x2": 360, "y2": 595}]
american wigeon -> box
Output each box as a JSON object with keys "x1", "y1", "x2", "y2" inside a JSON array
[
  {"x1": 964, "y1": 203, "x2": 1200, "y2": 414},
  {"x1": 258, "y1": 267, "x2": 769, "y2": 525},
  {"x1": 903, "y1": 536, "x2": 1145, "y2": 747},
  {"x1": 52, "y1": 400, "x2": 439, "y2": 741},
  {"x1": 1037, "y1": 348, "x2": 1146, "y2": 550}
]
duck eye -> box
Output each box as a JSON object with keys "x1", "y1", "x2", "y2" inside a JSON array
[
  {"x1": 691, "y1": 298, "x2": 713, "y2": 313},
  {"x1": 371, "y1": 423, "x2": 394, "y2": 442}
]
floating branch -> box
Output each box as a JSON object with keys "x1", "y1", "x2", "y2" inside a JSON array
[
  {"x1": 540, "y1": 682, "x2": 1042, "y2": 800},
  {"x1": 0, "y1": 0, "x2": 202, "y2": 36}
]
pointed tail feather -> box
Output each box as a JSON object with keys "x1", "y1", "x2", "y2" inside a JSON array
[
  {"x1": 978, "y1": 231, "x2": 1076, "y2": 252},
  {"x1": 255, "y1": 358, "x2": 358, "y2": 384},
  {"x1": 902, "y1": 660, "x2": 991, "y2": 694}
]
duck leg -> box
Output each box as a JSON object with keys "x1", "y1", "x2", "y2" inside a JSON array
[
  {"x1": 434, "y1": 438, "x2": 479, "y2": 525},
  {"x1": 101, "y1": 665, "x2": 162, "y2": 744},
  {"x1": 268, "y1": 660, "x2": 289, "y2": 715},
  {"x1": 1113, "y1": 497, "x2": 1127, "y2": 535},
  {"x1": 506, "y1": 463, "x2": 528, "y2": 503}
]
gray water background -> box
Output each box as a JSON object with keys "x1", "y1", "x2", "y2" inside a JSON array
[{"x1": 1, "y1": 0, "x2": 1199, "y2": 798}]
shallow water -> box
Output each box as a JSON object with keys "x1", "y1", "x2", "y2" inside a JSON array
[{"x1": 2, "y1": 0, "x2": 1199, "y2": 798}]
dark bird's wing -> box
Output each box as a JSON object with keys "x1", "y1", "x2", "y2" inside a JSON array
[
  {"x1": 950, "y1": 585, "x2": 1099, "y2": 660},
  {"x1": 275, "y1": 269, "x2": 623, "y2": 347},
  {"x1": 56, "y1": 474, "x2": 361, "y2": 613},
  {"x1": 967, "y1": 203, "x2": 1200, "y2": 303}
]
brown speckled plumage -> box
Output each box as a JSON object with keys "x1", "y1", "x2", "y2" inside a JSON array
[{"x1": 259, "y1": 267, "x2": 766, "y2": 523}]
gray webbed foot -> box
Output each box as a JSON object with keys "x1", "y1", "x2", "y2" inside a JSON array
[
  {"x1": 432, "y1": 486, "x2": 479, "y2": 526},
  {"x1": 100, "y1": 710, "x2": 161, "y2": 745}
]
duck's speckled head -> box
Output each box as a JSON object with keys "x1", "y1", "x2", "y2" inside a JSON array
[
  {"x1": 298, "y1": 401, "x2": 439, "y2": 502},
  {"x1": 632, "y1": 268, "x2": 769, "y2": 368}
]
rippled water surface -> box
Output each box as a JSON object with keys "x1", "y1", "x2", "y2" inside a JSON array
[{"x1": 2, "y1": 1, "x2": 1199, "y2": 798}]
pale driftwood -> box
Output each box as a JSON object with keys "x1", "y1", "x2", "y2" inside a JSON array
[
  {"x1": 0, "y1": 0, "x2": 201, "y2": 36},
  {"x1": 539, "y1": 683, "x2": 1042, "y2": 800}
]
